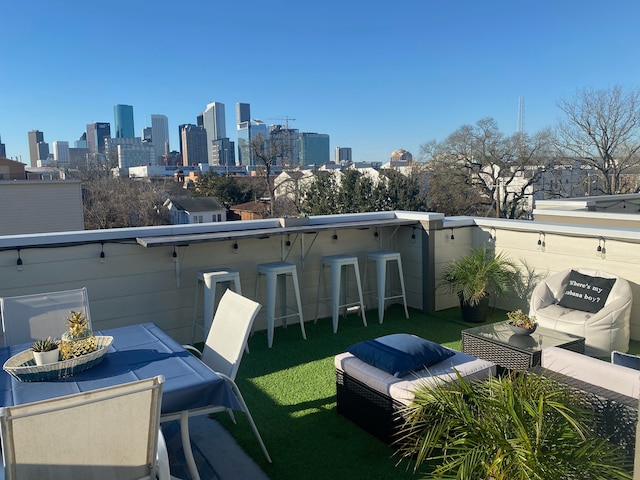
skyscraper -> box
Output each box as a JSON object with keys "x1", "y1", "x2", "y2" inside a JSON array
[
  {"x1": 180, "y1": 124, "x2": 208, "y2": 166},
  {"x1": 52, "y1": 141, "x2": 70, "y2": 164},
  {"x1": 28, "y1": 130, "x2": 45, "y2": 167},
  {"x1": 86, "y1": 123, "x2": 111, "y2": 154},
  {"x1": 150, "y1": 114, "x2": 169, "y2": 164},
  {"x1": 237, "y1": 120, "x2": 267, "y2": 166},
  {"x1": 0, "y1": 135, "x2": 6, "y2": 158},
  {"x1": 202, "y1": 102, "x2": 226, "y2": 164},
  {"x1": 335, "y1": 147, "x2": 352, "y2": 163},
  {"x1": 236, "y1": 103, "x2": 250, "y2": 124},
  {"x1": 299, "y1": 132, "x2": 330, "y2": 166},
  {"x1": 114, "y1": 104, "x2": 135, "y2": 138}
]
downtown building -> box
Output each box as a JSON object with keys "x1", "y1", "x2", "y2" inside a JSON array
[
  {"x1": 202, "y1": 102, "x2": 235, "y2": 167},
  {"x1": 299, "y1": 132, "x2": 330, "y2": 166},
  {"x1": 114, "y1": 104, "x2": 135, "y2": 138}
]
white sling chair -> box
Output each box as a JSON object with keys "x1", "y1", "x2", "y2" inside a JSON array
[
  {"x1": 167, "y1": 289, "x2": 272, "y2": 464},
  {"x1": 1, "y1": 287, "x2": 92, "y2": 346},
  {"x1": 0, "y1": 376, "x2": 170, "y2": 480}
]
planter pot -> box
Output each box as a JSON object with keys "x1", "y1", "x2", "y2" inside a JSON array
[
  {"x1": 33, "y1": 348, "x2": 60, "y2": 366},
  {"x1": 509, "y1": 323, "x2": 537, "y2": 336},
  {"x1": 279, "y1": 217, "x2": 310, "y2": 228},
  {"x1": 458, "y1": 292, "x2": 490, "y2": 323}
]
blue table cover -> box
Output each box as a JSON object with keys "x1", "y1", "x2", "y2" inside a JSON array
[{"x1": 0, "y1": 322, "x2": 241, "y2": 414}]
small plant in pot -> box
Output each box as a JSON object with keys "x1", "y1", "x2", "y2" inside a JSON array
[
  {"x1": 31, "y1": 337, "x2": 60, "y2": 365},
  {"x1": 507, "y1": 309, "x2": 537, "y2": 335},
  {"x1": 441, "y1": 245, "x2": 520, "y2": 323}
]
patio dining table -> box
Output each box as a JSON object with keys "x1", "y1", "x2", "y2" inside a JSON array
[{"x1": 0, "y1": 322, "x2": 239, "y2": 480}]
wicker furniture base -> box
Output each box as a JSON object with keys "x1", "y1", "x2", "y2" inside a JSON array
[
  {"x1": 336, "y1": 368, "x2": 404, "y2": 444},
  {"x1": 531, "y1": 367, "x2": 638, "y2": 457},
  {"x1": 462, "y1": 321, "x2": 585, "y2": 371}
]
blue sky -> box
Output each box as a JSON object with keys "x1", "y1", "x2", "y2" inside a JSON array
[{"x1": 2, "y1": 1, "x2": 639, "y2": 165}]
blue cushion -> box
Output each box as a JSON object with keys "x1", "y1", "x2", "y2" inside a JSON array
[
  {"x1": 611, "y1": 351, "x2": 640, "y2": 370},
  {"x1": 347, "y1": 334, "x2": 455, "y2": 377}
]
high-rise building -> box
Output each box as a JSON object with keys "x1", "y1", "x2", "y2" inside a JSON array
[
  {"x1": 86, "y1": 123, "x2": 111, "y2": 154},
  {"x1": 335, "y1": 147, "x2": 352, "y2": 163},
  {"x1": 212, "y1": 138, "x2": 235, "y2": 167},
  {"x1": 142, "y1": 127, "x2": 152, "y2": 143},
  {"x1": 180, "y1": 124, "x2": 208, "y2": 166},
  {"x1": 236, "y1": 103, "x2": 250, "y2": 124},
  {"x1": 270, "y1": 125, "x2": 299, "y2": 166},
  {"x1": 202, "y1": 102, "x2": 226, "y2": 164},
  {"x1": 52, "y1": 141, "x2": 70, "y2": 164},
  {"x1": 0, "y1": 135, "x2": 6, "y2": 158},
  {"x1": 114, "y1": 104, "x2": 135, "y2": 138},
  {"x1": 75, "y1": 132, "x2": 87, "y2": 149},
  {"x1": 106, "y1": 137, "x2": 154, "y2": 169},
  {"x1": 237, "y1": 119, "x2": 267, "y2": 166},
  {"x1": 150, "y1": 114, "x2": 169, "y2": 164},
  {"x1": 28, "y1": 130, "x2": 45, "y2": 166},
  {"x1": 299, "y1": 132, "x2": 330, "y2": 166}
]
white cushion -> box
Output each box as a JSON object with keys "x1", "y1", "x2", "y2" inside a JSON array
[
  {"x1": 335, "y1": 349, "x2": 495, "y2": 406},
  {"x1": 541, "y1": 346, "x2": 640, "y2": 399}
]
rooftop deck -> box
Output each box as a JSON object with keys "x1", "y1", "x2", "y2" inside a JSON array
[{"x1": 1, "y1": 207, "x2": 640, "y2": 477}]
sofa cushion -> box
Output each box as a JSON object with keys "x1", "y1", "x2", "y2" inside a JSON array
[
  {"x1": 541, "y1": 347, "x2": 640, "y2": 399},
  {"x1": 612, "y1": 351, "x2": 640, "y2": 371},
  {"x1": 347, "y1": 334, "x2": 455, "y2": 377},
  {"x1": 334, "y1": 350, "x2": 496, "y2": 405},
  {"x1": 557, "y1": 270, "x2": 616, "y2": 313}
]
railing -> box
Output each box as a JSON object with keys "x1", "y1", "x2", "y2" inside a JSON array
[{"x1": 1, "y1": 210, "x2": 639, "y2": 344}]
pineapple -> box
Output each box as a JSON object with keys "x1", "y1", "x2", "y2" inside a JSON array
[{"x1": 60, "y1": 311, "x2": 97, "y2": 360}]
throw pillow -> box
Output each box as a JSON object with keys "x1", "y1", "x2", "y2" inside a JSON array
[
  {"x1": 347, "y1": 333, "x2": 455, "y2": 377},
  {"x1": 611, "y1": 351, "x2": 640, "y2": 371},
  {"x1": 557, "y1": 270, "x2": 616, "y2": 313}
]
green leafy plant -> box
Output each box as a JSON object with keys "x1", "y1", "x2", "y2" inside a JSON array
[
  {"x1": 31, "y1": 337, "x2": 58, "y2": 352},
  {"x1": 394, "y1": 370, "x2": 631, "y2": 479},
  {"x1": 440, "y1": 245, "x2": 520, "y2": 306},
  {"x1": 507, "y1": 309, "x2": 537, "y2": 329}
]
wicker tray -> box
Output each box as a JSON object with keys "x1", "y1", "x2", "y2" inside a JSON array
[{"x1": 3, "y1": 336, "x2": 113, "y2": 382}]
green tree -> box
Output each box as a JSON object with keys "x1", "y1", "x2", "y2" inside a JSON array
[
  {"x1": 300, "y1": 170, "x2": 339, "y2": 215},
  {"x1": 193, "y1": 171, "x2": 253, "y2": 207}
]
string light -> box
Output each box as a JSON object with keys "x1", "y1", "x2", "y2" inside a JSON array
[{"x1": 16, "y1": 249, "x2": 23, "y2": 271}]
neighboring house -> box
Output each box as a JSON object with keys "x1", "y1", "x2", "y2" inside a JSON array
[
  {"x1": 229, "y1": 200, "x2": 270, "y2": 221},
  {"x1": 0, "y1": 158, "x2": 26, "y2": 180},
  {"x1": 164, "y1": 196, "x2": 227, "y2": 224}
]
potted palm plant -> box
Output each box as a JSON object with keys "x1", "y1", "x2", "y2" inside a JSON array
[
  {"x1": 440, "y1": 245, "x2": 520, "y2": 323},
  {"x1": 31, "y1": 337, "x2": 60, "y2": 365}
]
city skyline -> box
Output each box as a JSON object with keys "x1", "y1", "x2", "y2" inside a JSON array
[{"x1": 2, "y1": 1, "x2": 640, "y2": 165}]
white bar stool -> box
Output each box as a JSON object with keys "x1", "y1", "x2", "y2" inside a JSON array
[
  {"x1": 315, "y1": 254, "x2": 367, "y2": 333},
  {"x1": 363, "y1": 251, "x2": 409, "y2": 323},
  {"x1": 191, "y1": 268, "x2": 242, "y2": 344},
  {"x1": 254, "y1": 262, "x2": 306, "y2": 348}
]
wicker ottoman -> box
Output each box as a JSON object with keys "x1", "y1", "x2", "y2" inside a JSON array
[{"x1": 335, "y1": 349, "x2": 496, "y2": 444}]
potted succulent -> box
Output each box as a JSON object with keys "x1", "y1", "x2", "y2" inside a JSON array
[
  {"x1": 441, "y1": 245, "x2": 520, "y2": 323},
  {"x1": 507, "y1": 309, "x2": 537, "y2": 335},
  {"x1": 31, "y1": 337, "x2": 60, "y2": 365}
]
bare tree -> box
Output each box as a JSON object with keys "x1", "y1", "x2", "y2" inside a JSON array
[
  {"x1": 248, "y1": 133, "x2": 290, "y2": 217},
  {"x1": 83, "y1": 177, "x2": 171, "y2": 229},
  {"x1": 556, "y1": 85, "x2": 640, "y2": 195},
  {"x1": 423, "y1": 118, "x2": 556, "y2": 218}
]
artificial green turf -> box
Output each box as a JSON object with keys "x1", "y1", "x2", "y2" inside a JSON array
[{"x1": 214, "y1": 305, "x2": 508, "y2": 480}]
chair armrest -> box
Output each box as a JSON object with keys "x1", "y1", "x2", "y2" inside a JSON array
[{"x1": 182, "y1": 344, "x2": 202, "y2": 358}]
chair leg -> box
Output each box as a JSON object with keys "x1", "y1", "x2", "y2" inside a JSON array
[{"x1": 221, "y1": 373, "x2": 272, "y2": 463}]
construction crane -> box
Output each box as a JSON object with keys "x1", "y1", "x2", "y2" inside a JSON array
[{"x1": 267, "y1": 116, "x2": 296, "y2": 130}]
